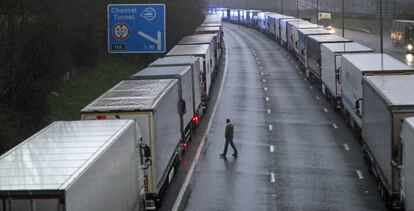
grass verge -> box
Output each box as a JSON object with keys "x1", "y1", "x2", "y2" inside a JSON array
[{"x1": 48, "y1": 58, "x2": 139, "y2": 121}]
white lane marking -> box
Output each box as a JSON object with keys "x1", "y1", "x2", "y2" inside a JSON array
[
  {"x1": 264, "y1": 87, "x2": 268, "y2": 91},
  {"x1": 262, "y1": 79, "x2": 266, "y2": 83},
  {"x1": 270, "y1": 173, "x2": 276, "y2": 183},
  {"x1": 356, "y1": 170, "x2": 364, "y2": 179},
  {"x1": 261, "y1": 72, "x2": 264, "y2": 76},
  {"x1": 309, "y1": 86, "x2": 313, "y2": 89},
  {"x1": 267, "y1": 109, "x2": 271, "y2": 114},
  {"x1": 343, "y1": 143, "x2": 350, "y2": 151},
  {"x1": 304, "y1": 77, "x2": 307, "y2": 81},
  {"x1": 172, "y1": 37, "x2": 230, "y2": 211},
  {"x1": 333, "y1": 123, "x2": 338, "y2": 129},
  {"x1": 270, "y1": 145, "x2": 274, "y2": 152},
  {"x1": 256, "y1": 57, "x2": 259, "y2": 60},
  {"x1": 269, "y1": 124, "x2": 273, "y2": 131},
  {"x1": 257, "y1": 61, "x2": 261, "y2": 64},
  {"x1": 315, "y1": 96, "x2": 320, "y2": 100},
  {"x1": 266, "y1": 97, "x2": 269, "y2": 101},
  {"x1": 259, "y1": 66, "x2": 263, "y2": 69},
  {"x1": 323, "y1": 108, "x2": 328, "y2": 113}
]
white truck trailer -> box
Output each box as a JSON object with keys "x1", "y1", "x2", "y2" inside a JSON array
[
  {"x1": 178, "y1": 34, "x2": 221, "y2": 72},
  {"x1": 130, "y1": 66, "x2": 197, "y2": 147},
  {"x1": 306, "y1": 35, "x2": 352, "y2": 87},
  {"x1": 148, "y1": 56, "x2": 203, "y2": 114},
  {"x1": 0, "y1": 120, "x2": 144, "y2": 211},
  {"x1": 362, "y1": 75, "x2": 414, "y2": 209},
  {"x1": 401, "y1": 118, "x2": 414, "y2": 210},
  {"x1": 167, "y1": 44, "x2": 213, "y2": 102},
  {"x1": 81, "y1": 79, "x2": 181, "y2": 209},
  {"x1": 296, "y1": 28, "x2": 331, "y2": 68},
  {"x1": 341, "y1": 53, "x2": 414, "y2": 130},
  {"x1": 320, "y1": 42, "x2": 373, "y2": 108}
]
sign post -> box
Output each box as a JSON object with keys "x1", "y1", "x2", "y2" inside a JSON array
[{"x1": 107, "y1": 4, "x2": 166, "y2": 53}]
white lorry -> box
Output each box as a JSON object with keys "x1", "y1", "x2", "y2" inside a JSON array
[
  {"x1": 341, "y1": 53, "x2": 414, "y2": 130},
  {"x1": 362, "y1": 75, "x2": 414, "y2": 209},
  {"x1": 320, "y1": 42, "x2": 373, "y2": 108},
  {"x1": 81, "y1": 79, "x2": 181, "y2": 209},
  {"x1": 0, "y1": 120, "x2": 145, "y2": 211}
]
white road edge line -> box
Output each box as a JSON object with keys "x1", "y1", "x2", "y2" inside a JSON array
[
  {"x1": 269, "y1": 124, "x2": 273, "y2": 131},
  {"x1": 270, "y1": 172, "x2": 276, "y2": 183},
  {"x1": 270, "y1": 145, "x2": 274, "y2": 152},
  {"x1": 343, "y1": 143, "x2": 350, "y2": 151},
  {"x1": 356, "y1": 170, "x2": 364, "y2": 179},
  {"x1": 172, "y1": 38, "x2": 230, "y2": 211}
]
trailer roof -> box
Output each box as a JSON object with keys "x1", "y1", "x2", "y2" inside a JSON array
[
  {"x1": 0, "y1": 120, "x2": 134, "y2": 191},
  {"x1": 179, "y1": 34, "x2": 216, "y2": 45},
  {"x1": 405, "y1": 118, "x2": 414, "y2": 128},
  {"x1": 81, "y1": 79, "x2": 178, "y2": 112},
  {"x1": 195, "y1": 26, "x2": 221, "y2": 32},
  {"x1": 149, "y1": 56, "x2": 199, "y2": 67},
  {"x1": 298, "y1": 28, "x2": 331, "y2": 35},
  {"x1": 308, "y1": 34, "x2": 351, "y2": 43},
  {"x1": 342, "y1": 53, "x2": 414, "y2": 72},
  {"x1": 201, "y1": 23, "x2": 222, "y2": 27},
  {"x1": 167, "y1": 44, "x2": 210, "y2": 57},
  {"x1": 364, "y1": 75, "x2": 414, "y2": 106},
  {"x1": 322, "y1": 42, "x2": 373, "y2": 53},
  {"x1": 130, "y1": 66, "x2": 191, "y2": 80}
]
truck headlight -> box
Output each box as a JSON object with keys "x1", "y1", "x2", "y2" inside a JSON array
[{"x1": 407, "y1": 44, "x2": 413, "y2": 51}]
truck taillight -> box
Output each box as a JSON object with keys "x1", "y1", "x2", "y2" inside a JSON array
[
  {"x1": 96, "y1": 115, "x2": 107, "y2": 120},
  {"x1": 192, "y1": 115, "x2": 199, "y2": 123},
  {"x1": 180, "y1": 142, "x2": 188, "y2": 149}
]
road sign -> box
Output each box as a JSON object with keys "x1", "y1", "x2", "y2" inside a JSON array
[{"x1": 107, "y1": 4, "x2": 166, "y2": 53}]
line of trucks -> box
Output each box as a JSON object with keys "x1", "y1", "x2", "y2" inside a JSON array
[
  {"x1": 0, "y1": 14, "x2": 224, "y2": 211},
  {"x1": 212, "y1": 7, "x2": 414, "y2": 210}
]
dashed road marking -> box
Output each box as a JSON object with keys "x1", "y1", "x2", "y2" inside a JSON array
[
  {"x1": 309, "y1": 86, "x2": 313, "y2": 89},
  {"x1": 266, "y1": 97, "x2": 269, "y2": 101},
  {"x1": 333, "y1": 123, "x2": 338, "y2": 129},
  {"x1": 315, "y1": 96, "x2": 320, "y2": 100},
  {"x1": 261, "y1": 72, "x2": 264, "y2": 76},
  {"x1": 323, "y1": 108, "x2": 328, "y2": 113},
  {"x1": 259, "y1": 66, "x2": 263, "y2": 69},
  {"x1": 262, "y1": 79, "x2": 266, "y2": 82},
  {"x1": 343, "y1": 143, "x2": 350, "y2": 151},
  {"x1": 270, "y1": 173, "x2": 276, "y2": 183},
  {"x1": 269, "y1": 124, "x2": 273, "y2": 131},
  {"x1": 270, "y1": 145, "x2": 274, "y2": 152},
  {"x1": 267, "y1": 109, "x2": 271, "y2": 114},
  {"x1": 356, "y1": 170, "x2": 364, "y2": 179},
  {"x1": 264, "y1": 87, "x2": 268, "y2": 91}
]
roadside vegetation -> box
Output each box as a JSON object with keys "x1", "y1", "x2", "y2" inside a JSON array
[{"x1": 0, "y1": 0, "x2": 205, "y2": 154}]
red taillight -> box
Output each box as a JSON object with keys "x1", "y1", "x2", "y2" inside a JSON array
[
  {"x1": 180, "y1": 142, "x2": 188, "y2": 149},
  {"x1": 192, "y1": 115, "x2": 199, "y2": 123},
  {"x1": 96, "y1": 115, "x2": 107, "y2": 120}
]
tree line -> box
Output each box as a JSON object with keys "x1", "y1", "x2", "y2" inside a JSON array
[{"x1": 0, "y1": 0, "x2": 205, "y2": 153}]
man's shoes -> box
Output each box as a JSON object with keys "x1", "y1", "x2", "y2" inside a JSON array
[
  {"x1": 219, "y1": 153, "x2": 226, "y2": 158},
  {"x1": 232, "y1": 153, "x2": 238, "y2": 157}
]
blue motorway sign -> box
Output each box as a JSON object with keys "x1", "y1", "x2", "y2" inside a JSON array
[{"x1": 107, "y1": 4, "x2": 166, "y2": 53}]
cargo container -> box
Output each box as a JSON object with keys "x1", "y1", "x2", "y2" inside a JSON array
[
  {"x1": 167, "y1": 44, "x2": 213, "y2": 100},
  {"x1": 195, "y1": 26, "x2": 223, "y2": 48},
  {"x1": 179, "y1": 34, "x2": 221, "y2": 70},
  {"x1": 286, "y1": 20, "x2": 320, "y2": 53},
  {"x1": 264, "y1": 13, "x2": 282, "y2": 38},
  {"x1": 148, "y1": 56, "x2": 203, "y2": 112},
  {"x1": 130, "y1": 66, "x2": 196, "y2": 145},
  {"x1": 297, "y1": 28, "x2": 331, "y2": 67},
  {"x1": 244, "y1": 10, "x2": 260, "y2": 27},
  {"x1": 320, "y1": 42, "x2": 373, "y2": 108},
  {"x1": 81, "y1": 79, "x2": 181, "y2": 209},
  {"x1": 401, "y1": 118, "x2": 414, "y2": 210},
  {"x1": 0, "y1": 120, "x2": 144, "y2": 211},
  {"x1": 279, "y1": 18, "x2": 302, "y2": 47},
  {"x1": 306, "y1": 35, "x2": 351, "y2": 86},
  {"x1": 272, "y1": 15, "x2": 294, "y2": 42},
  {"x1": 362, "y1": 75, "x2": 414, "y2": 209},
  {"x1": 342, "y1": 53, "x2": 414, "y2": 130},
  {"x1": 258, "y1": 12, "x2": 271, "y2": 32}
]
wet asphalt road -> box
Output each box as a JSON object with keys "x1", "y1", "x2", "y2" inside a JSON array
[
  {"x1": 334, "y1": 28, "x2": 413, "y2": 67},
  {"x1": 182, "y1": 23, "x2": 388, "y2": 210}
]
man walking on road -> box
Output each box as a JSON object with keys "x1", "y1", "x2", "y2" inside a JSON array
[{"x1": 220, "y1": 119, "x2": 238, "y2": 158}]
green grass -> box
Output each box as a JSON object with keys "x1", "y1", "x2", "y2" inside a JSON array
[
  {"x1": 332, "y1": 17, "x2": 391, "y2": 35},
  {"x1": 48, "y1": 58, "x2": 139, "y2": 121}
]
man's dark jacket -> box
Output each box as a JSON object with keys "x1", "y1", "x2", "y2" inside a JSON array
[{"x1": 225, "y1": 123, "x2": 234, "y2": 140}]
